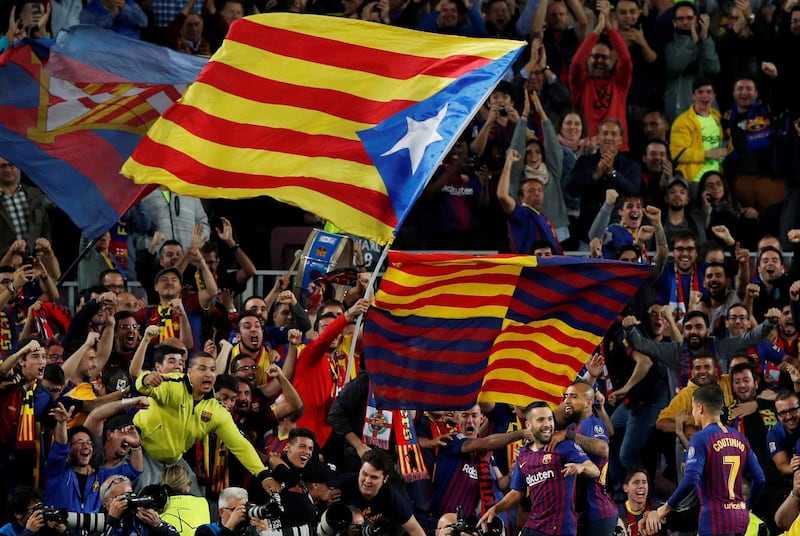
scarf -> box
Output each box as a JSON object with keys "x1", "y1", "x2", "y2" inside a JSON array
[
  {"x1": 16, "y1": 382, "x2": 36, "y2": 450},
  {"x1": 522, "y1": 205, "x2": 564, "y2": 255},
  {"x1": 363, "y1": 383, "x2": 428, "y2": 482},
  {"x1": 678, "y1": 339, "x2": 717, "y2": 389},
  {"x1": 669, "y1": 264, "x2": 699, "y2": 320},
  {"x1": 195, "y1": 434, "x2": 230, "y2": 495},
  {"x1": 727, "y1": 101, "x2": 773, "y2": 158},
  {"x1": 557, "y1": 133, "x2": 593, "y2": 153},
  {"x1": 157, "y1": 305, "x2": 175, "y2": 342}
]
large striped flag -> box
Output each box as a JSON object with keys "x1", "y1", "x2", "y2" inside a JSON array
[
  {"x1": 122, "y1": 14, "x2": 524, "y2": 245},
  {"x1": 0, "y1": 28, "x2": 207, "y2": 239},
  {"x1": 364, "y1": 253, "x2": 650, "y2": 409}
]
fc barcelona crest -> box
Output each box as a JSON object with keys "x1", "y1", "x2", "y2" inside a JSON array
[
  {"x1": 542, "y1": 454, "x2": 552, "y2": 464},
  {"x1": 201, "y1": 411, "x2": 212, "y2": 422}
]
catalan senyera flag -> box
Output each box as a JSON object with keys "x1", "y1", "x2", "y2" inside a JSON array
[
  {"x1": 122, "y1": 14, "x2": 524, "y2": 245},
  {"x1": 364, "y1": 253, "x2": 650, "y2": 409},
  {"x1": 0, "y1": 28, "x2": 207, "y2": 239}
]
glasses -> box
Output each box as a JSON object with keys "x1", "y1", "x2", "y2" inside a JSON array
[
  {"x1": 70, "y1": 439, "x2": 94, "y2": 447},
  {"x1": 118, "y1": 324, "x2": 141, "y2": 331},
  {"x1": 777, "y1": 406, "x2": 800, "y2": 418},
  {"x1": 236, "y1": 365, "x2": 258, "y2": 372},
  {"x1": 727, "y1": 315, "x2": 748, "y2": 321},
  {"x1": 674, "y1": 246, "x2": 696, "y2": 253}
]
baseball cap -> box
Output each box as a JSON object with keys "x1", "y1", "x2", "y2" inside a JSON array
[
  {"x1": 667, "y1": 173, "x2": 689, "y2": 191},
  {"x1": 104, "y1": 414, "x2": 135, "y2": 435},
  {"x1": 154, "y1": 267, "x2": 181, "y2": 285},
  {"x1": 303, "y1": 460, "x2": 337, "y2": 484}
]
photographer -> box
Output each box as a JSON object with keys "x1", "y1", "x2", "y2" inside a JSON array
[
  {"x1": 195, "y1": 487, "x2": 265, "y2": 536},
  {"x1": 0, "y1": 486, "x2": 64, "y2": 536},
  {"x1": 334, "y1": 450, "x2": 425, "y2": 536},
  {"x1": 99, "y1": 476, "x2": 177, "y2": 536}
]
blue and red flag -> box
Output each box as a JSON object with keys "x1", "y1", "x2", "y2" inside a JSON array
[
  {"x1": 364, "y1": 253, "x2": 650, "y2": 409},
  {"x1": 0, "y1": 27, "x2": 206, "y2": 240}
]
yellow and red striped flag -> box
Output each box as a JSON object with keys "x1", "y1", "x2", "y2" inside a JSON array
[
  {"x1": 364, "y1": 253, "x2": 650, "y2": 409},
  {"x1": 121, "y1": 14, "x2": 523, "y2": 244}
]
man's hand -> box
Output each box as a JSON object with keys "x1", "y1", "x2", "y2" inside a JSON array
[
  {"x1": 589, "y1": 237, "x2": 603, "y2": 258},
  {"x1": 277, "y1": 290, "x2": 297, "y2": 306},
  {"x1": 169, "y1": 299, "x2": 185, "y2": 318},
  {"x1": 766, "y1": 307, "x2": 782, "y2": 324},
  {"x1": 223, "y1": 502, "x2": 248, "y2": 531},
  {"x1": 746, "y1": 283, "x2": 760, "y2": 300},
  {"x1": 791, "y1": 280, "x2": 800, "y2": 301},
  {"x1": 585, "y1": 352, "x2": 604, "y2": 378},
  {"x1": 790, "y1": 454, "x2": 800, "y2": 472},
  {"x1": 26, "y1": 508, "x2": 45, "y2": 533},
  {"x1": 698, "y1": 13, "x2": 710, "y2": 40},
  {"x1": 190, "y1": 223, "x2": 207, "y2": 250},
  {"x1": 144, "y1": 325, "x2": 160, "y2": 341},
  {"x1": 50, "y1": 402, "x2": 74, "y2": 423},
  {"x1": 644, "y1": 205, "x2": 662, "y2": 226},
  {"x1": 345, "y1": 298, "x2": 370, "y2": 322},
  {"x1": 545, "y1": 430, "x2": 567, "y2": 450},
  {"x1": 638, "y1": 225, "x2": 655, "y2": 243},
  {"x1": 788, "y1": 229, "x2": 800, "y2": 243},
  {"x1": 215, "y1": 217, "x2": 236, "y2": 247},
  {"x1": 711, "y1": 225, "x2": 734, "y2": 246},
  {"x1": 621, "y1": 315, "x2": 640, "y2": 329},
  {"x1": 562, "y1": 462, "x2": 584, "y2": 476},
  {"x1": 734, "y1": 242, "x2": 750, "y2": 265},
  {"x1": 605, "y1": 188, "x2": 619, "y2": 206},
  {"x1": 107, "y1": 494, "x2": 129, "y2": 520},
  {"x1": 85, "y1": 331, "x2": 101, "y2": 347},
  {"x1": 204, "y1": 339, "x2": 218, "y2": 357},
  {"x1": 287, "y1": 328, "x2": 303, "y2": 346},
  {"x1": 135, "y1": 509, "x2": 163, "y2": 529},
  {"x1": 506, "y1": 148, "x2": 521, "y2": 163},
  {"x1": 144, "y1": 372, "x2": 166, "y2": 387}
]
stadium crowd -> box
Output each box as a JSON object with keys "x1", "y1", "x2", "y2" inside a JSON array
[{"x1": 2, "y1": 0, "x2": 800, "y2": 534}]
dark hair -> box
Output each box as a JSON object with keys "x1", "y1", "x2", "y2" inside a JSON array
[
  {"x1": 725, "y1": 302, "x2": 749, "y2": 318},
  {"x1": 362, "y1": 448, "x2": 393, "y2": 475},
  {"x1": 776, "y1": 390, "x2": 800, "y2": 404},
  {"x1": 5, "y1": 486, "x2": 43, "y2": 519},
  {"x1": 186, "y1": 352, "x2": 214, "y2": 369},
  {"x1": 0, "y1": 266, "x2": 14, "y2": 274},
  {"x1": 704, "y1": 261, "x2": 729, "y2": 279},
  {"x1": 729, "y1": 361, "x2": 758, "y2": 380},
  {"x1": 200, "y1": 242, "x2": 218, "y2": 255},
  {"x1": 696, "y1": 171, "x2": 737, "y2": 211},
  {"x1": 524, "y1": 400, "x2": 553, "y2": 417},
  {"x1": 493, "y1": 80, "x2": 514, "y2": 99},
  {"x1": 690, "y1": 351, "x2": 716, "y2": 366},
  {"x1": 615, "y1": 244, "x2": 641, "y2": 259},
  {"x1": 314, "y1": 312, "x2": 339, "y2": 332},
  {"x1": 530, "y1": 240, "x2": 553, "y2": 254},
  {"x1": 158, "y1": 240, "x2": 183, "y2": 259},
  {"x1": 558, "y1": 109, "x2": 588, "y2": 139},
  {"x1": 644, "y1": 139, "x2": 669, "y2": 156},
  {"x1": 115, "y1": 310, "x2": 136, "y2": 323},
  {"x1": 692, "y1": 384, "x2": 725, "y2": 413},
  {"x1": 43, "y1": 363, "x2": 65, "y2": 386},
  {"x1": 316, "y1": 299, "x2": 345, "y2": 318},
  {"x1": 757, "y1": 246, "x2": 784, "y2": 266},
  {"x1": 102, "y1": 368, "x2": 131, "y2": 394},
  {"x1": 68, "y1": 425, "x2": 93, "y2": 442},
  {"x1": 623, "y1": 466, "x2": 649, "y2": 484},
  {"x1": 692, "y1": 76, "x2": 715, "y2": 93},
  {"x1": 288, "y1": 427, "x2": 317, "y2": 444},
  {"x1": 673, "y1": 1, "x2": 697, "y2": 16},
  {"x1": 598, "y1": 117, "x2": 624, "y2": 136},
  {"x1": 99, "y1": 269, "x2": 124, "y2": 287},
  {"x1": 670, "y1": 230, "x2": 698, "y2": 248},
  {"x1": 230, "y1": 354, "x2": 256, "y2": 373},
  {"x1": 214, "y1": 374, "x2": 239, "y2": 393},
  {"x1": 237, "y1": 312, "x2": 262, "y2": 329},
  {"x1": 684, "y1": 310, "x2": 709, "y2": 327},
  {"x1": 17, "y1": 337, "x2": 43, "y2": 356}
]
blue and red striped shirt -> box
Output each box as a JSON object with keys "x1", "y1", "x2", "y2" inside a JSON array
[
  {"x1": 510, "y1": 440, "x2": 588, "y2": 536},
  {"x1": 667, "y1": 423, "x2": 765, "y2": 535},
  {"x1": 430, "y1": 434, "x2": 481, "y2": 517},
  {"x1": 574, "y1": 416, "x2": 617, "y2": 522}
]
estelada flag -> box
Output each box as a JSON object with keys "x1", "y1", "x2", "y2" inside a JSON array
[
  {"x1": 122, "y1": 14, "x2": 524, "y2": 245},
  {"x1": 364, "y1": 253, "x2": 650, "y2": 409}
]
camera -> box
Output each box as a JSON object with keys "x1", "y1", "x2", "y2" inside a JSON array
[
  {"x1": 613, "y1": 526, "x2": 627, "y2": 536},
  {"x1": 245, "y1": 493, "x2": 284, "y2": 520},
  {"x1": 123, "y1": 485, "x2": 169, "y2": 512},
  {"x1": 34, "y1": 507, "x2": 108, "y2": 533},
  {"x1": 498, "y1": 107, "x2": 508, "y2": 117},
  {"x1": 317, "y1": 504, "x2": 353, "y2": 536},
  {"x1": 448, "y1": 506, "x2": 503, "y2": 536}
]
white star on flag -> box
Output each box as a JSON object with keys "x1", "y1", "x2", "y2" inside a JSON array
[{"x1": 381, "y1": 104, "x2": 449, "y2": 174}]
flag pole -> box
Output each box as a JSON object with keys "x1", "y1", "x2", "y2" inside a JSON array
[
  {"x1": 345, "y1": 241, "x2": 391, "y2": 382},
  {"x1": 56, "y1": 237, "x2": 99, "y2": 287}
]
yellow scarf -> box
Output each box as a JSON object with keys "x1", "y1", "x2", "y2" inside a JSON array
[{"x1": 158, "y1": 305, "x2": 175, "y2": 341}]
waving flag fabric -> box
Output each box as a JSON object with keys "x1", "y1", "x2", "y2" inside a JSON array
[
  {"x1": 364, "y1": 253, "x2": 650, "y2": 409},
  {"x1": 0, "y1": 27, "x2": 206, "y2": 239},
  {"x1": 122, "y1": 14, "x2": 524, "y2": 245}
]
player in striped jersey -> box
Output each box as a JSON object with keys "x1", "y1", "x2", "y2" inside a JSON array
[
  {"x1": 478, "y1": 402, "x2": 600, "y2": 536},
  {"x1": 646, "y1": 384, "x2": 765, "y2": 536}
]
